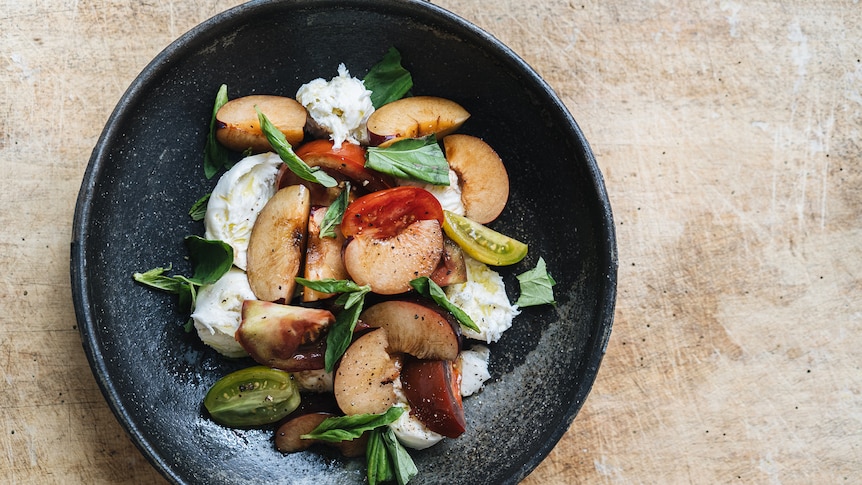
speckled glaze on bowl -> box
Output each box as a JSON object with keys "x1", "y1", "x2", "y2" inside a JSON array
[{"x1": 71, "y1": 0, "x2": 617, "y2": 483}]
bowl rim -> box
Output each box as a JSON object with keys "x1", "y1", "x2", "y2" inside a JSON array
[{"x1": 71, "y1": 0, "x2": 618, "y2": 483}]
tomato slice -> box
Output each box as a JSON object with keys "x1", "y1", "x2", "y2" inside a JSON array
[
  {"x1": 442, "y1": 210, "x2": 528, "y2": 266},
  {"x1": 341, "y1": 186, "x2": 444, "y2": 238},
  {"x1": 203, "y1": 366, "x2": 300, "y2": 427}
]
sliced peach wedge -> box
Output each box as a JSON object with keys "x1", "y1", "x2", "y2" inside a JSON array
[
  {"x1": 215, "y1": 95, "x2": 306, "y2": 153},
  {"x1": 359, "y1": 299, "x2": 461, "y2": 361},
  {"x1": 246, "y1": 184, "x2": 311, "y2": 302},
  {"x1": 366, "y1": 96, "x2": 470, "y2": 147},
  {"x1": 334, "y1": 327, "x2": 402, "y2": 415},
  {"x1": 443, "y1": 134, "x2": 510, "y2": 224}
]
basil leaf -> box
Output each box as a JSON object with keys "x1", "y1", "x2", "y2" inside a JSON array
[
  {"x1": 132, "y1": 266, "x2": 184, "y2": 293},
  {"x1": 184, "y1": 235, "x2": 233, "y2": 286},
  {"x1": 410, "y1": 277, "x2": 480, "y2": 333},
  {"x1": 189, "y1": 193, "x2": 210, "y2": 221},
  {"x1": 364, "y1": 47, "x2": 413, "y2": 109},
  {"x1": 515, "y1": 257, "x2": 557, "y2": 307},
  {"x1": 366, "y1": 428, "x2": 395, "y2": 485},
  {"x1": 324, "y1": 296, "x2": 365, "y2": 372},
  {"x1": 132, "y1": 266, "x2": 195, "y2": 313},
  {"x1": 256, "y1": 108, "x2": 338, "y2": 188},
  {"x1": 295, "y1": 277, "x2": 369, "y2": 296},
  {"x1": 203, "y1": 84, "x2": 230, "y2": 179},
  {"x1": 301, "y1": 406, "x2": 404, "y2": 442},
  {"x1": 366, "y1": 136, "x2": 450, "y2": 185},
  {"x1": 320, "y1": 182, "x2": 350, "y2": 238},
  {"x1": 382, "y1": 426, "x2": 418, "y2": 485}
]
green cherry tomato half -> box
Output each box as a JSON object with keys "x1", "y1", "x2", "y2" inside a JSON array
[
  {"x1": 204, "y1": 366, "x2": 300, "y2": 427},
  {"x1": 442, "y1": 210, "x2": 528, "y2": 266}
]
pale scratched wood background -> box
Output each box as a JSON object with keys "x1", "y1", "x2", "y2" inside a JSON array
[{"x1": 1, "y1": 1, "x2": 860, "y2": 483}]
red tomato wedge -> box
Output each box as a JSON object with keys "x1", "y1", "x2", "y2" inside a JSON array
[
  {"x1": 341, "y1": 186, "x2": 444, "y2": 239},
  {"x1": 294, "y1": 139, "x2": 392, "y2": 193}
]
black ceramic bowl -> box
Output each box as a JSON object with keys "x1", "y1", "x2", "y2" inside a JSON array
[{"x1": 71, "y1": 1, "x2": 617, "y2": 483}]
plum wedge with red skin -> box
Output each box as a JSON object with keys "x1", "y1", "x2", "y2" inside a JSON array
[
  {"x1": 400, "y1": 357, "x2": 466, "y2": 439},
  {"x1": 443, "y1": 134, "x2": 510, "y2": 224},
  {"x1": 236, "y1": 300, "x2": 334, "y2": 370},
  {"x1": 215, "y1": 95, "x2": 306, "y2": 153},
  {"x1": 430, "y1": 236, "x2": 468, "y2": 287},
  {"x1": 366, "y1": 96, "x2": 470, "y2": 147},
  {"x1": 359, "y1": 299, "x2": 461, "y2": 361}
]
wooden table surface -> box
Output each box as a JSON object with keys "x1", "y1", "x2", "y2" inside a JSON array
[{"x1": 2, "y1": 1, "x2": 860, "y2": 483}]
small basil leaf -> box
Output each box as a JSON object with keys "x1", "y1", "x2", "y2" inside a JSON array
[
  {"x1": 382, "y1": 426, "x2": 418, "y2": 485},
  {"x1": 366, "y1": 428, "x2": 394, "y2": 485},
  {"x1": 295, "y1": 277, "x2": 369, "y2": 295},
  {"x1": 320, "y1": 182, "x2": 350, "y2": 238},
  {"x1": 410, "y1": 276, "x2": 480, "y2": 332},
  {"x1": 515, "y1": 257, "x2": 557, "y2": 307},
  {"x1": 366, "y1": 136, "x2": 450, "y2": 185},
  {"x1": 189, "y1": 193, "x2": 210, "y2": 221},
  {"x1": 364, "y1": 47, "x2": 413, "y2": 109},
  {"x1": 256, "y1": 108, "x2": 338, "y2": 188},
  {"x1": 203, "y1": 84, "x2": 230, "y2": 179},
  {"x1": 184, "y1": 236, "x2": 233, "y2": 286},
  {"x1": 324, "y1": 297, "x2": 365, "y2": 372}
]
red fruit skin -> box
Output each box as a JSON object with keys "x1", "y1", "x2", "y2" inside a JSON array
[{"x1": 400, "y1": 357, "x2": 466, "y2": 438}]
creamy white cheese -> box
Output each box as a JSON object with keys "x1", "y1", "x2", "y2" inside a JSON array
[
  {"x1": 388, "y1": 402, "x2": 444, "y2": 450},
  {"x1": 457, "y1": 345, "x2": 491, "y2": 397},
  {"x1": 190, "y1": 267, "x2": 254, "y2": 358},
  {"x1": 445, "y1": 256, "x2": 520, "y2": 343},
  {"x1": 296, "y1": 64, "x2": 374, "y2": 149},
  {"x1": 204, "y1": 152, "x2": 281, "y2": 271},
  {"x1": 398, "y1": 168, "x2": 466, "y2": 215}
]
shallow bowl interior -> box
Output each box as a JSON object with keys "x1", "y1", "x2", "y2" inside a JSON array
[{"x1": 71, "y1": 1, "x2": 617, "y2": 483}]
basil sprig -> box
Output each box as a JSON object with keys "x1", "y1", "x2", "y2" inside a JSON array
[
  {"x1": 319, "y1": 182, "x2": 350, "y2": 238},
  {"x1": 301, "y1": 407, "x2": 418, "y2": 485},
  {"x1": 256, "y1": 108, "x2": 338, "y2": 188},
  {"x1": 366, "y1": 136, "x2": 450, "y2": 186},
  {"x1": 301, "y1": 406, "x2": 403, "y2": 442},
  {"x1": 294, "y1": 277, "x2": 371, "y2": 371},
  {"x1": 363, "y1": 47, "x2": 413, "y2": 109},
  {"x1": 133, "y1": 236, "x2": 233, "y2": 329},
  {"x1": 203, "y1": 84, "x2": 231, "y2": 179},
  {"x1": 409, "y1": 277, "x2": 480, "y2": 332},
  {"x1": 515, "y1": 257, "x2": 557, "y2": 307}
]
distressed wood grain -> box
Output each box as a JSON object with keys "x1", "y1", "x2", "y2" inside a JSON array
[{"x1": 1, "y1": 0, "x2": 860, "y2": 483}]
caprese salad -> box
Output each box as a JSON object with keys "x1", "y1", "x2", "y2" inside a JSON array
[{"x1": 134, "y1": 47, "x2": 556, "y2": 484}]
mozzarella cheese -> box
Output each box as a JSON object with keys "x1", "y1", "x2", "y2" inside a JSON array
[
  {"x1": 388, "y1": 402, "x2": 444, "y2": 450},
  {"x1": 204, "y1": 152, "x2": 281, "y2": 270},
  {"x1": 296, "y1": 63, "x2": 374, "y2": 149},
  {"x1": 457, "y1": 345, "x2": 491, "y2": 397},
  {"x1": 190, "y1": 267, "x2": 254, "y2": 358},
  {"x1": 398, "y1": 168, "x2": 466, "y2": 215},
  {"x1": 445, "y1": 256, "x2": 520, "y2": 343}
]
